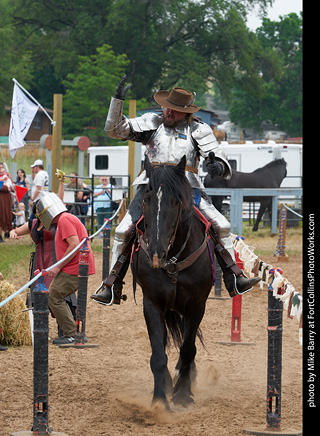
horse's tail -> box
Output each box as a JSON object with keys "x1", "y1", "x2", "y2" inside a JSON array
[
  {"x1": 165, "y1": 310, "x2": 184, "y2": 349},
  {"x1": 165, "y1": 310, "x2": 205, "y2": 349}
]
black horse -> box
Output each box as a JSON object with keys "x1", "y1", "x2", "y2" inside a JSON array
[
  {"x1": 204, "y1": 158, "x2": 287, "y2": 231},
  {"x1": 131, "y1": 155, "x2": 215, "y2": 409}
]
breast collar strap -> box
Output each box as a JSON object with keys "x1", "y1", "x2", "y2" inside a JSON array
[{"x1": 136, "y1": 213, "x2": 211, "y2": 284}]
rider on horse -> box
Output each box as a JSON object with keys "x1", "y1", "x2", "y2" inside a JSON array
[{"x1": 90, "y1": 77, "x2": 260, "y2": 304}]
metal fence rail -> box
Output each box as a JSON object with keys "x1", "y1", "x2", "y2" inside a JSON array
[
  {"x1": 62, "y1": 173, "x2": 130, "y2": 235},
  {"x1": 204, "y1": 188, "x2": 303, "y2": 234}
]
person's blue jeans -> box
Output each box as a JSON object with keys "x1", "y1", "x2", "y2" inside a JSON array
[{"x1": 96, "y1": 207, "x2": 111, "y2": 228}]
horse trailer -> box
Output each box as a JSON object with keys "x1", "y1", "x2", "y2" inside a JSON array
[
  {"x1": 199, "y1": 141, "x2": 302, "y2": 188},
  {"x1": 87, "y1": 141, "x2": 302, "y2": 189}
]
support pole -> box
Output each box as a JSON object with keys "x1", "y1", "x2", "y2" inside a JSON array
[
  {"x1": 128, "y1": 100, "x2": 136, "y2": 201},
  {"x1": 213, "y1": 258, "x2": 222, "y2": 298},
  {"x1": 210, "y1": 258, "x2": 228, "y2": 300},
  {"x1": 32, "y1": 276, "x2": 50, "y2": 435},
  {"x1": 275, "y1": 203, "x2": 289, "y2": 262},
  {"x1": 60, "y1": 239, "x2": 98, "y2": 349},
  {"x1": 102, "y1": 224, "x2": 111, "y2": 280},
  {"x1": 11, "y1": 274, "x2": 69, "y2": 436},
  {"x1": 51, "y1": 94, "x2": 63, "y2": 194},
  {"x1": 243, "y1": 269, "x2": 302, "y2": 436},
  {"x1": 230, "y1": 252, "x2": 243, "y2": 342},
  {"x1": 217, "y1": 239, "x2": 255, "y2": 346},
  {"x1": 266, "y1": 288, "x2": 283, "y2": 430}
]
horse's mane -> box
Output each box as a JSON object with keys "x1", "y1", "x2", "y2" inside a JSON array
[{"x1": 147, "y1": 164, "x2": 194, "y2": 213}]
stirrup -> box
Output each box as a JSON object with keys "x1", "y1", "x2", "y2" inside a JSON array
[
  {"x1": 227, "y1": 272, "x2": 260, "y2": 297},
  {"x1": 91, "y1": 282, "x2": 115, "y2": 306}
]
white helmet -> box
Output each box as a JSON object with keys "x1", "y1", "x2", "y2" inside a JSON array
[{"x1": 36, "y1": 191, "x2": 67, "y2": 230}]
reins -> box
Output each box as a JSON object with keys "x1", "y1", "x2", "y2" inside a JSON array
[{"x1": 135, "y1": 206, "x2": 212, "y2": 284}]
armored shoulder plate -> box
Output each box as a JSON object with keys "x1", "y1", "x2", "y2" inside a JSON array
[
  {"x1": 129, "y1": 112, "x2": 163, "y2": 133},
  {"x1": 190, "y1": 119, "x2": 219, "y2": 155},
  {"x1": 190, "y1": 119, "x2": 232, "y2": 179}
]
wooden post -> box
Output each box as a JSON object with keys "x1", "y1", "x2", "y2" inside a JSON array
[
  {"x1": 51, "y1": 94, "x2": 63, "y2": 194},
  {"x1": 118, "y1": 197, "x2": 127, "y2": 223},
  {"x1": 128, "y1": 100, "x2": 136, "y2": 201}
]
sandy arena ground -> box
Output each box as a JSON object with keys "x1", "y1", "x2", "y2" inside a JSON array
[{"x1": 1, "y1": 234, "x2": 303, "y2": 436}]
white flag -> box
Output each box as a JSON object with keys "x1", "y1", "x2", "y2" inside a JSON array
[{"x1": 8, "y1": 83, "x2": 39, "y2": 158}]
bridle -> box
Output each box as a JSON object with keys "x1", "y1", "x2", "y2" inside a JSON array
[
  {"x1": 136, "y1": 201, "x2": 210, "y2": 285},
  {"x1": 138, "y1": 196, "x2": 183, "y2": 262}
]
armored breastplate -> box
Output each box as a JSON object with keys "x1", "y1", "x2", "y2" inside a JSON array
[
  {"x1": 146, "y1": 122, "x2": 198, "y2": 166},
  {"x1": 133, "y1": 122, "x2": 203, "y2": 188}
]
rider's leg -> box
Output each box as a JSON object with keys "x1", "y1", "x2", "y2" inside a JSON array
[
  {"x1": 90, "y1": 186, "x2": 144, "y2": 304},
  {"x1": 198, "y1": 194, "x2": 261, "y2": 296}
]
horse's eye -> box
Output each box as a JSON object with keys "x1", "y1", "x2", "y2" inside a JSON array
[{"x1": 171, "y1": 198, "x2": 180, "y2": 207}]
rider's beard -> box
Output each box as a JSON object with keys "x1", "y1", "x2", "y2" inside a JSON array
[{"x1": 163, "y1": 115, "x2": 186, "y2": 128}]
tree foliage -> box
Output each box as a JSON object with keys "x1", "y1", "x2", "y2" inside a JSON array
[
  {"x1": 229, "y1": 12, "x2": 302, "y2": 136},
  {"x1": 0, "y1": 0, "x2": 302, "y2": 137}
]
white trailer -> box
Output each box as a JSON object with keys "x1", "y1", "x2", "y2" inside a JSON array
[
  {"x1": 198, "y1": 141, "x2": 302, "y2": 188},
  {"x1": 87, "y1": 141, "x2": 302, "y2": 201},
  {"x1": 87, "y1": 145, "x2": 145, "y2": 200}
]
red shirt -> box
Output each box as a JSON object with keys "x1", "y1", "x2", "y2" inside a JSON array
[{"x1": 55, "y1": 212, "x2": 96, "y2": 276}]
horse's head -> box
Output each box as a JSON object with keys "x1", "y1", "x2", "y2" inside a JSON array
[{"x1": 142, "y1": 155, "x2": 193, "y2": 268}]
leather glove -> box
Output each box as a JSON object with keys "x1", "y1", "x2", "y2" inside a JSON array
[
  {"x1": 206, "y1": 160, "x2": 224, "y2": 177},
  {"x1": 115, "y1": 75, "x2": 131, "y2": 100}
]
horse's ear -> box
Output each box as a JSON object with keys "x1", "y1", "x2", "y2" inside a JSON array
[
  {"x1": 176, "y1": 155, "x2": 186, "y2": 175},
  {"x1": 144, "y1": 154, "x2": 153, "y2": 179}
]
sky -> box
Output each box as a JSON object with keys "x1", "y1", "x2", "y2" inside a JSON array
[{"x1": 246, "y1": 0, "x2": 303, "y2": 30}]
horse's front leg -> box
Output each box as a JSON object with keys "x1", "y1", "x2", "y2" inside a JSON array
[
  {"x1": 143, "y1": 297, "x2": 170, "y2": 408},
  {"x1": 171, "y1": 303, "x2": 205, "y2": 408},
  {"x1": 252, "y1": 199, "x2": 269, "y2": 231}
]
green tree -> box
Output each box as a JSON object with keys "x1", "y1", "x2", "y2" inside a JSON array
[
  {"x1": 62, "y1": 44, "x2": 147, "y2": 144},
  {"x1": 229, "y1": 12, "x2": 302, "y2": 137},
  {"x1": 62, "y1": 45, "x2": 129, "y2": 143},
  {"x1": 8, "y1": 0, "x2": 273, "y2": 105},
  {"x1": 10, "y1": 0, "x2": 114, "y2": 107},
  {"x1": 104, "y1": 0, "x2": 273, "y2": 100},
  {"x1": 0, "y1": 0, "x2": 34, "y2": 116}
]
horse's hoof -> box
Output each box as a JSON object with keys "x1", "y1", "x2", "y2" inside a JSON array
[
  {"x1": 152, "y1": 397, "x2": 171, "y2": 412},
  {"x1": 169, "y1": 398, "x2": 194, "y2": 412},
  {"x1": 170, "y1": 392, "x2": 194, "y2": 410}
]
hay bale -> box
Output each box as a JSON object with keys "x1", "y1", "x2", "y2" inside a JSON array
[{"x1": 0, "y1": 280, "x2": 32, "y2": 347}]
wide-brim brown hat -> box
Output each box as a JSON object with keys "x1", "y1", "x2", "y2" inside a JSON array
[{"x1": 154, "y1": 87, "x2": 201, "y2": 113}]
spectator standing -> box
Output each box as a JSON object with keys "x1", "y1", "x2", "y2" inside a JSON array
[
  {"x1": 29, "y1": 159, "x2": 49, "y2": 213},
  {"x1": 12, "y1": 202, "x2": 26, "y2": 227},
  {"x1": 0, "y1": 162, "x2": 14, "y2": 243},
  {"x1": 81, "y1": 180, "x2": 91, "y2": 220},
  {"x1": 93, "y1": 176, "x2": 113, "y2": 236},
  {"x1": 65, "y1": 172, "x2": 84, "y2": 219},
  {"x1": 15, "y1": 169, "x2": 30, "y2": 215}
]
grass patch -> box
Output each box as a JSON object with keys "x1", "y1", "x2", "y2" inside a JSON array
[
  {"x1": 0, "y1": 240, "x2": 34, "y2": 277},
  {"x1": 238, "y1": 222, "x2": 302, "y2": 256}
]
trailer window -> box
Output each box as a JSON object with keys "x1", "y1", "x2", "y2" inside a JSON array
[
  {"x1": 228, "y1": 159, "x2": 237, "y2": 170},
  {"x1": 95, "y1": 155, "x2": 109, "y2": 170}
]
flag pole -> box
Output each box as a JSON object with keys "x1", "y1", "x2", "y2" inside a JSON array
[{"x1": 12, "y1": 78, "x2": 56, "y2": 126}]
